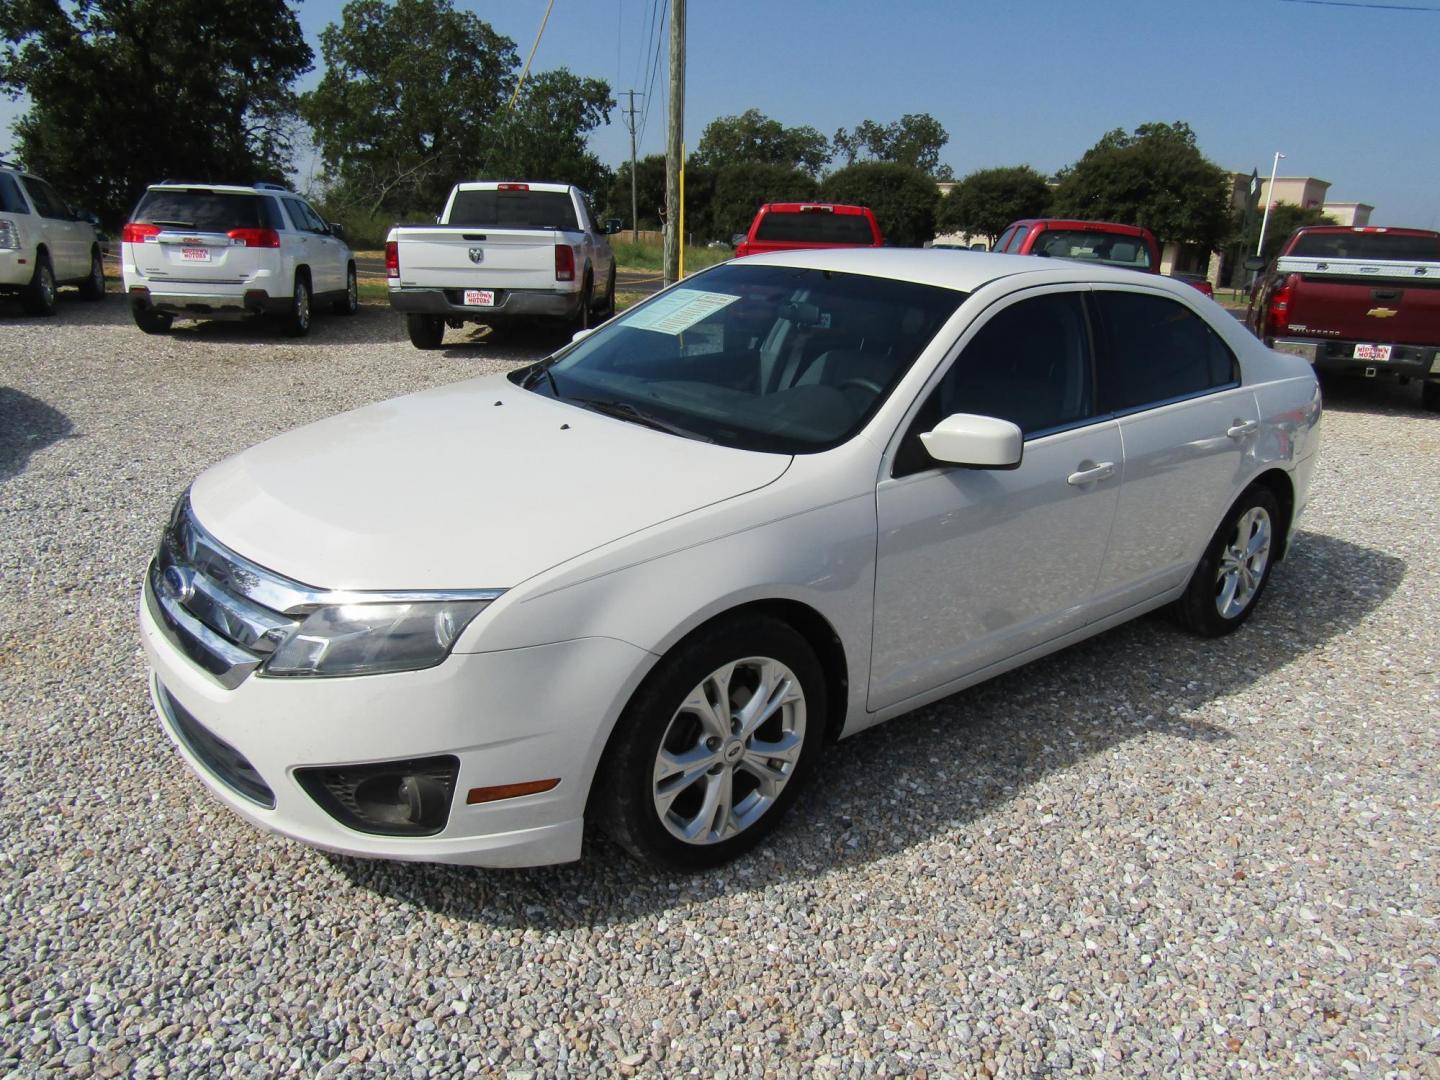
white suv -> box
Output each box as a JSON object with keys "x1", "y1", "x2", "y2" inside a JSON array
[
  {"x1": 0, "y1": 162, "x2": 106, "y2": 315},
  {"x1": 121, "y1": 182, "x2": 357, "y2": 336}
]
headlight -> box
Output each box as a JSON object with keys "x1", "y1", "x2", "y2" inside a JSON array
[{"x1": 263, "y1": 600, "x2": 490, "y2": 678}]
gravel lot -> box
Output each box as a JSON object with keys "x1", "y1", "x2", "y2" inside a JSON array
[{"x1": 2, "y1": 292, "x2": 1437, "y2": 1078}]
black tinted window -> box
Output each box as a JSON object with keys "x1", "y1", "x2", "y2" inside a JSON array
[
  {"x1": 283, "y1": 198, "x2": 325, "y2": 233},
  {"x1": 1288, "y1": 231, "x2": 1440, "y2": 261},
  {"x1": 21, "y1": 176, "x2": 68, "y2": 219},
  {"x1": 0, "y1": 173, "x2": 28, "y2": 213},
  {"x1": 754, "y1": 210, "x2": 875, "y2": 244},
  {"x1": 1003, "y1": 226, "x2": 1030, "y2": 253},
  {"x1": 448, "y1": 190, "x2": 578, "y2": 229},
  {"x1": 133, "y1": 190, "x2": 262, "y2": 230},
  {"x1": 1095, "y1": 291, "x2": 1237, "y2": 412}
]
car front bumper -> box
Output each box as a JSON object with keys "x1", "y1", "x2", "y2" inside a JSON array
[
  {"x1": 388, "y1": 285, "x2": 583, "y2": 320},
  {"x1": 139, "y1": 590, "x2": 653, "y2": 867}
]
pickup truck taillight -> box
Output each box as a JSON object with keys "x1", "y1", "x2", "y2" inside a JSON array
[
  {"x1": 122, "y1": 223, "x2": 161, "y2": 244},
  {"x1": 1266, "y1": 274, "x2": 1296, "y2": 338},
  {"x1": 555, "y1": 244, "x2": 575, "y2": 282},
  {"x1": 227, "y1": 228, "x2": 280, "y2": 249},
  {"x1": 385, "y1": 241, "x2": 399, "y2": 278}
]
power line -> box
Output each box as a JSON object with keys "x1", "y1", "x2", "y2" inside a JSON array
[
  {"x1": 1278, "y1": 0, "x2": 1440, "y2": 10},
  {"x1": 637, "y1": 1, "x2": 667, "y2": 150}
]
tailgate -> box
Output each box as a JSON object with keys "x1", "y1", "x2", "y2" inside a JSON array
[
  {"x1": 392, "y1": 228, "x2": 564, "y2": 290},
  {"x1": 131, "y1": 229, "x2": 258, "y2": 283},
  {"x1": 1279, "y1": 258, "x2": 1440, "y2": 346}
]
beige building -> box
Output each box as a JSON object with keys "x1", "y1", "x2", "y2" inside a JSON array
[{"x1": 1320, "y1": 202, "x2": 1374, "y2": 227}]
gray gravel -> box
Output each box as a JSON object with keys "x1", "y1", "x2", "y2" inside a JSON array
[{"x1": 2, "y1": 292, "x2": 1438, "y2": 1078}]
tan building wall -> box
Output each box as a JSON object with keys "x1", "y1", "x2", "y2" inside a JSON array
[
  {"x1": 1230, "y1": 174, "x2": 1332, "y2": 212},
  {"x1": 1321, "y1": 202, "x2": 1374, "y2": 227}
]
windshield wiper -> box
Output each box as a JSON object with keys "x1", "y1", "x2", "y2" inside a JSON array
[
  {"x1": 573, "y1": 398, "x2": 710, "y2": 441},
  {"x1": 520, "y1": 359, "x2": 561, "y2": 397}
]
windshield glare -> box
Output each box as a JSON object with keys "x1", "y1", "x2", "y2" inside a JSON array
[{"x1": 513, "y1": 263, "x2": 965, "y2": 454}]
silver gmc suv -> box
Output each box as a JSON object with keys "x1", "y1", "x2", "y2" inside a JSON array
[{"x1": 121, "y1": 182, "x2": 357, "y2": 336}]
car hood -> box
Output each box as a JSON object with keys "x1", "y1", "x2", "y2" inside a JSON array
[{"x1": 189, "y1": 374, "x2": 791, "y2": 590}]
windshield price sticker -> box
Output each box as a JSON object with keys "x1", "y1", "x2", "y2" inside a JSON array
[{"x1": 625, "y1": 290, "x2": 739, "y2": 335}]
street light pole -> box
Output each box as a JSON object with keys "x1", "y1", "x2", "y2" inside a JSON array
[{"x1": 1255, "y1": 151, "x2": 1285, "y2": 259}]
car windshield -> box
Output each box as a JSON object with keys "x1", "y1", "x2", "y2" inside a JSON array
[
  {"x1": 1034, "y1": 230, "x2": 1152, "y2": 270},
  {"x1": 133, "y1": 190, "x2": 262, "y2": 230},
  {"x1": 754, "y1": 210, "x2": 875, "y2": 245},
  {"x1": 512, "y1": 262, "x2": 965, "y2": 454},
  {"x1": 1288, "y1": 232, "x2": 1440, "y2": 261}
]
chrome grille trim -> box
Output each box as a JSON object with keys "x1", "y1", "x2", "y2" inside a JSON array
[{"x1": 145, "y1": 563, "x2": 260, "y2": 689}]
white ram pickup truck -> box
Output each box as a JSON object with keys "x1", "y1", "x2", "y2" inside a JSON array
[{"x1": 386, "y1": 181, "x2": 620, "y2": 349}]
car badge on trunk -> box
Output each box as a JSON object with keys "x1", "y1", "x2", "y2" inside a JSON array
[
  {"x1": 468, "y1": 247, "x2": 484, "y2": 264},
  {"x1": 1366, "y1": 307, "x2": 1397, "y2": 318}
]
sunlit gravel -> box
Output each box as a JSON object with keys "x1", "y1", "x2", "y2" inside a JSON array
[{"x1": 2, "y1": 293, "x2": 1437, "y2": 1077}]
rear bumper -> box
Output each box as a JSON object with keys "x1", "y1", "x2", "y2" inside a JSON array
[
  {"x1": 1273, "y1": 337, "x2": 1440, "y2": 380},
  {"x1": 388, "y1": 285, "x2": 582, "y2": 320},
  {"x1": 128, "y1": 285, "x2": 288, "y2": 318}
]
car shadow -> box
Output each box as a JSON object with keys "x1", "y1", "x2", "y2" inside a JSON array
[
  {"x1": 437, "y1": 320, "x2": 572, "y2": 360},
  {"x1": 328, "y1": 529, "x2": 1403, "y2": 928},
  {"x1": 0, "y1": 387, "x2": 73, "y2": 484},
  {"x1": 1317, "y1": 371, "x2": 1434, "y2": 418}
]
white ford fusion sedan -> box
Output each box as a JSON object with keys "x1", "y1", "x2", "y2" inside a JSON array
[{"x1": 139, "y1": 249, "x2": 1321, "y2": 871}]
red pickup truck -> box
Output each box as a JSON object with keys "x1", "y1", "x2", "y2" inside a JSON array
[
  {"x1": 735, "y1": 203, "x2": 883, "y2": 258},
  {"x1": 1246, "y1": 226, "x2": 1440, "y2": 411}
]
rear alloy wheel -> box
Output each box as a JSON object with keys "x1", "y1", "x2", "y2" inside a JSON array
[
  {"x1": 406, "y1": 313, "x2": 445, "y2": 349},
  {"x1": 79, "y1": 249, "x2": 106, "y2": 301},
  {"x1": 20, "y1": 253, "x2": 56, "y2": 316},
  {"x1": 334, "y1": 264, "x2": 358, "y2": 315},
  {"x1": 281, "y1": 274, "x2": 311, "y2": 337},
  {"x1": 597, "y1": 616, "x2": 824, "y2": 870},
  {"x1": 131, "y1": 305, "x2": 173, "y2": 334},
  {"x1": 1422, "y1": 380, "x2": 1440, "y2": 413},
  {"x1": 1172, "y1": 485, "x2": 1281, "y2": 637}
]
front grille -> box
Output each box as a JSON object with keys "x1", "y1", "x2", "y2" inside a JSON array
[
  {"x1": 159, "y1": 683, "x2": 275, "y2": 808},
  {"x1": 147, "y1": 497, "x2": 303, "y2": 689}
]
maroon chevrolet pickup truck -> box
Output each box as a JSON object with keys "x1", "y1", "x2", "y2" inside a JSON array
[{"x1": 1246, "y1": 226, "x2": 1440, "y2": 411}]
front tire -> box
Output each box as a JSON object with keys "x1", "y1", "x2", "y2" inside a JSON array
[
  {"x1": 334, "y1": 263, "x2": 358, "y2": 315},
  {"x1": 406, "y1": 313, "x2": 445, "y2": 349},
  {"x1": 281, "y1": 273, "x2": 311, "y2": 337},
  {"x1": 596, "y1": 615, "x2": 825, "y2": 870},
  {"x1": 20, "y1": 253, "x2": 56, "y2": 316},
  {"x1": 79, "y1": 248, "x2": 106, "y2": 301},
  {"x1": 1171, "y1": 485, "x2": 1281, "y2": 637}
]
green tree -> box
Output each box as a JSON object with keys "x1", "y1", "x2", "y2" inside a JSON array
[
  {"x1": 693, "y1": 109, "x2": 830, "y2": 175},
  {"x1": 832, "y1": 113, "x2": 952, "y2": 179},
  {"x1": 1052, "y1": 121, "x2": 1231, "y2": 249},
  {"x1": 0, "y1": 0, "x2": 312, "y2": 223},
  {"x1": 300, "y1": 0, "x2": 517, "y2": 215},
  {"x1": 818, "y1": 162, "x2": 940, "y2": 247},
  {"x1": 604, "y1": 154, "x2": 668, "y2": 230},
  {"x1": 710, "y1": 162, "x2": 818, "y2": 240},
  {"x1": 1250, "y1": 204, "x2": 1336, "y2": 263},
  {"x1": 938, "y1": 166, "x2": 1052, "y2": 244},
  {"x1": 484, "y1": 69, "x2": 615, "y2": 194}
]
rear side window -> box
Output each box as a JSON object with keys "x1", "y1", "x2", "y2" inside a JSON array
[
  {"x1": 1288, "y1": 231, "x2": 1440, "y2": 261},
  {"x1": 1094, "y1": 291, "x2": 1237, "y2": 412},
  {"x1": 0, "y1": 173, "x2": 28, "y2": 213},
  {"x1": 283, "y1": 197, "x2": 326, "y2": 233},
  {"x1": 133, "y1": 190, "x2": 263, "y2": 231},
  {"x1": 21, "y1": 176, "x2": 69, "y2": 219},
  {"x1": 754, "y1": 210, "x2": 875, "y2": 244},
  {"x1": 448, "y1": 190, "x2": 579, "y2": 230}
]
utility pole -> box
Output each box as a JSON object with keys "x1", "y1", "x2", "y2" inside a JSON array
[
  {"x1": 664, "y1": 0, "x2": 685, "y2": 286},
  {"x1": 622, "y1": 90, "x2": 641, "y2": 243}
]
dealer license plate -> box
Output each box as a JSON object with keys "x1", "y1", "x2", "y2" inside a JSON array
[
  {"x1": 1353, "y1": 343, "x2": 1392, "y2": 361},
  {"x1": 463, "y1": 289, "x2": 495, "y2": 307},
  {"x1": 181, "y1": 247, "x2": 210, "y2": 262}
]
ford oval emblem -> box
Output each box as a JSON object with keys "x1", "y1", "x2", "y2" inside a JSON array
[
  {"x1": 163, "y1": 564, "x2": 196, "y2": 605},
  {"x1": 468, "y1": 247, "x2": 484, "y2": 264}
]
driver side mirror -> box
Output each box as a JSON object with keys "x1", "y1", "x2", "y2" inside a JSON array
[
  {"x1": 1243, "y1": 255, "x2": 1267, "y2": 273},
  {"x1": 328, "y1": 222, "x2": 346, "y2": 240},
  {"x1": 604, "y1": 218, "x2": 624, "y2": 235},
  {"x1": 920, "y1": 413, "x2": 1023, "y2": 470}
]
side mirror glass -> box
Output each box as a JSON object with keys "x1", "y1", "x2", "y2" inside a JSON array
[
  {"x1": 731, "y1": 233, "x2": 747, "y2": 248},
  {"x1": 604, "y1": 217, "x2": 624, "y2": 235},
  {"x1": 328, "y1": 222, "x2": 346, "y2": 239},
  {"x1": 920, "y1": 413, "x2": 1023, "y2": 469},
  {"x1": 1243, "y1": 255, "x2": 1267, "y2": 273}
]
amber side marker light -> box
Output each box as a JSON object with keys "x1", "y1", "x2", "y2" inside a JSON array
[{"x1": 466, "y1": 778, "x2": 560, "y2": 805}]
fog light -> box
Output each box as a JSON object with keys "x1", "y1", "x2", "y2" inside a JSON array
[{"x1": 296, "y1": 755, "x2": 459, "y2": 836}]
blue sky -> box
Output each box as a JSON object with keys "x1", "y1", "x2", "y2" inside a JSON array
[{"x1": 5, "y1": 0, "x2": 1438, "y2": 225}]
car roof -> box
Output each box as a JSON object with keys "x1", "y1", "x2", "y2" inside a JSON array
[
  {"x1": 1292, "y1": 225, "x2": 1440, "y2": 240},
  {"x1": 733, "y1": 246, "x2": 1187, "y2": 294}
]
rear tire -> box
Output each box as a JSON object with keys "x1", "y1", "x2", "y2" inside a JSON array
[
  {"x1": 406, "y1": 313, "x2": 445, "y2": 349},
  {"x1": 20, "y1": 253, "x2": 56, "y2": 316},
  {"x1": 281, "y1": 273, "x2": 312, "y2": 337},
  {"x1": 1422, "y1": 380, "x2": 1440, "y2": 413},
  {"x1": 572, "y1": 275, "x2": 593, "y2": 334},
  {"x1": 79, "y1": 248, "x2": 106, "y2": 301},
  {"x1": 597, "y1": 263, "x2": 617, "y2": 322},
  {"x1": 132, "y1": 305, "x2": 173, "y2": 335},
  {"x1": 334, "y1": 264, "x2": 358, "y2": 315},
  {"x1": 1171, "y1": 485, "x2": 1281, "y2": 637}
]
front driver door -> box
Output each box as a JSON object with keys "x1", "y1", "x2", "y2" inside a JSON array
[{"x1": 870, "y1": 287, "x2": 1121, "y2": 712}]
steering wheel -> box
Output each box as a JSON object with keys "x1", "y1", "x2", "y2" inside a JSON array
[{"x1": 838, "y1": 377, "x2": 885, "y2": 397}]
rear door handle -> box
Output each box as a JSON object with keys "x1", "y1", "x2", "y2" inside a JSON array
[
  {"x1": 1227, "y1": 419, "x2": 1259, "y2": 439},
  {"x1": 1067, "y1": 461, "x2": 1116, "y2": 486}
]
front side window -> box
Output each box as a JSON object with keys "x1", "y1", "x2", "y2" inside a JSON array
[
  {"x1": 283, "y1": 198, "x2": 325, "y2": 233},
  {"x1": 1094, "y1": 290, "x2": 1237, "y2": 412},
  {"x1": 1003, "y1": 226, "x2": 1030, "y2": 253},
  {"x1": 513, "y1": 262, "x2": 965, "y2": 454}
]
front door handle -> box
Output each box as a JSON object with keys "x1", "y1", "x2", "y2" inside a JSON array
[
  {"x1": 1067, "y1": 461, "x2": 1116, "y2": 486},
  {"x1": 1227, "y1": 419, "x2": 1259, "y2": 439}
]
